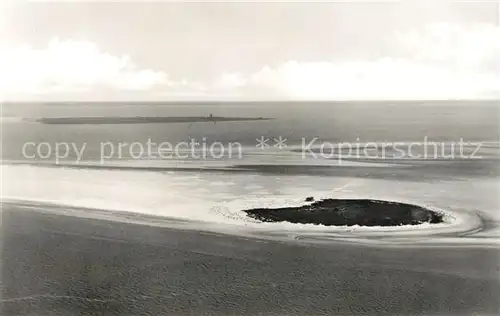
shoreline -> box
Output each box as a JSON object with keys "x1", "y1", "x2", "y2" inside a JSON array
[
  {"x1": 1, "y1": 198, "x2": 493, "y2": 248},
  {"x1": 2, "y1": 204, "x2": 499, "y2": 315}
]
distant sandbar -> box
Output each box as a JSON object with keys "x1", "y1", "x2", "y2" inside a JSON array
[{"x1": 35, "y1": 116, "x2": 272, "y2": 125}]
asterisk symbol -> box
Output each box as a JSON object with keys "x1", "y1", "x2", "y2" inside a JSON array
[
  {"x1": 273, "y1": 136, "x2": 287, "y2": 149},
  {"x1": 256, "y1": 136, "x2": 270, "y2": 149}
]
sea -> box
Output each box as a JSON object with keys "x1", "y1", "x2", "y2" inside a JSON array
[{"x1": 1, "y1": 100, "x2": 500, "y2": 244}]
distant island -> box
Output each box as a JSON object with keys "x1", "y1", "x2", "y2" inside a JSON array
[{"x1": 34, "y1": 116, "x2": 273, "y2": 125}]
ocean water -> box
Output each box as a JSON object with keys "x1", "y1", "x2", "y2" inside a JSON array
[{"x1": 1, "y1": 101, "x2": 500, "y2": 245}]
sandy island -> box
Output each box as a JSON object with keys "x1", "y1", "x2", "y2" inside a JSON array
[
  {"x1": 34, "y1": 116, "x2": 273, "y2": 124},
  {"x1": 244, "y1": 198, "x2": 444, "y2": 226}
]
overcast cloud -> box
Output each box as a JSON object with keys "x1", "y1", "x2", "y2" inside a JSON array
[{"x1": 0, "y1": 1, "x2": 499, "y2": 100}]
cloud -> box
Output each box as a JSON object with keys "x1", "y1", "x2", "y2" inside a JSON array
[
  {"x1": 1, "y1": 23, "x2": 499, "y2": 101},
  {"x1": 214, "y1": 23, "x2": 500, "y2": 100},
  {"x1": 0, "y1": 38, "x2": 167, "y2": 97}
]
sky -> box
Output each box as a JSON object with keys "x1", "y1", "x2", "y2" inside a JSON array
[{"x1": 0, "y1": 0, "x2": 499, "y2": 101}]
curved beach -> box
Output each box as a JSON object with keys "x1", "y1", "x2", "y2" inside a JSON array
[{"x1": 2, "y1": 199, "x2": 499, "y2": 316}]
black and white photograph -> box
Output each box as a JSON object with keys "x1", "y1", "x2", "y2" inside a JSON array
[{"x1": 1, "y1": 1, "x2": 499, "y2": 315}]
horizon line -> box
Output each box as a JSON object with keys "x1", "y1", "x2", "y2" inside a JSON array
[{"x1": 2, "y1": 99, "x2": 500, "y2": 103}]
